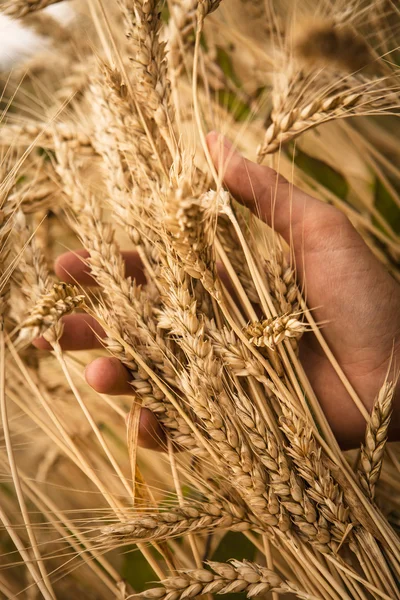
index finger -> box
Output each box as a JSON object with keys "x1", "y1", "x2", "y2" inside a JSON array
[{"x1": 206, "y1": 131, "x2": 332, "y2": 245}]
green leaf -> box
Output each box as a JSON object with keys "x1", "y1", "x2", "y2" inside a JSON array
[
  {"x1": 36, "y1": 147, "x2": 56, "y2": 162},
  {"x1": 289, "y1": 146, "x2": 349, "y2": 200},
  {"x1": 210, "y1": 531, "x2": 256, "y2": 600},
  {"x1": 0, "y1": 482, "x2": 14, "y2": 499},
  {"x1": 215, "y1": 47, "x2": 241, "y2": 88},
  {"x1": 373, "y1": 177, "x2": 400, "y2": 236},
  {"x1": 161, "y1": 5, "x2": 170, "y2": 22},
  {"x1": 216, "y1": 90, "x2": 251, "y2": 122},
  {"x1": 122, "y1": 547, "x2": 158, "y2": 592}
]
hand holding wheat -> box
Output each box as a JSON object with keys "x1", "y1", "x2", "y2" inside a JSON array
[{"x1": 35, "y1": 132, "x2": 400, "y2": 449}]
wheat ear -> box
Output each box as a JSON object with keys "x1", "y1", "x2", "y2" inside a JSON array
[
  {"x1": 139, "y1": 559, "x2": 314, "y2": 600},
  {"x1": 0, "y1": 0, "x2": 63, "y2": 17},
  {"x1": 101, "y1": 501, "x2": 258, "y2": 546},
  {"x1": 19, "y1": 283, "x2": 85, "y2": 341},
  {"x1": 118, "y1": 0, "x2": 175, "y2": 155},
  {"x1": 358, "y1": 381, "x2": 394, "y2": 500},
  {"x1": 280, "y1": 407, "x2": 354, "y2": 553},
  {"x1": 258, "y1": 69, "x2": 400, "y2": 159}
]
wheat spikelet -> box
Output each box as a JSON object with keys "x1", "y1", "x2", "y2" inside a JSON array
[
  {"x1": 139, "y1": 560, "x2": 306, "y2": 599},
  {"x1": 167, "y1": 0, "x2": 197, "y2": 75},
  {"x1": 358, "y1": 381, "x2": 394, "y2": 500},
  {"x1": 89, "y1": 68, "x2": 164, "y2": 269},
  {"x1": 12, "y1": 210, "x2": 51, "y2": 299},
  {"x1": 0, "y1": 191, "x2": 18, "y2": 321},
  {"x1": 0, "y1": 0, "x2": 63, "y2": 17},
  {"x1": 19, "y1": 282, "x2": 85, "y2": 340},
  {"x1": 207, "y1": 324, "x2": 265, "y2": 381},
  {"x1": 0, "y1": 122, "x2": 92, "y2": 150},
  {"x1": 234, "y1": 392, "x2": 333, "y2": 543},
  {"x1": 245, "y1": 315, "x2": 306, "y2": 350}
]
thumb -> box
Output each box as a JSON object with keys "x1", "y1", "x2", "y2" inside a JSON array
[{"x1": 206, "y1": 131, "x2": 331, "y2": 247}]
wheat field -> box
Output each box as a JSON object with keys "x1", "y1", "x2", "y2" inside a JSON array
[{"x1": 0, "y1": 0, "x2": 400, "y2": 598}]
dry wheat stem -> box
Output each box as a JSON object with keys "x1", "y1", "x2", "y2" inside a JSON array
[
  {"x1": 20, "y1": 472, "x2": 124, "y2": 593},
  {"x1": 0, "y1": 330, "x2": 56, "y2": 599},
  {"x1": 7, "y1": 339, "x2": 128, "y2": 519},
  {"x1": 0, "y1": 503, "x2": 54, "y2": 600}
]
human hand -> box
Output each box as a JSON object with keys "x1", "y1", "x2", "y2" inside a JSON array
[{"x1": 34, "y1": 132, "x2": 400, "y2": 449}]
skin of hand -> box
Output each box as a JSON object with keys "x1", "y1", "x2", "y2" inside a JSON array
[{"x1": 34, "y1": 131, "x2": 400, "y2": 450}]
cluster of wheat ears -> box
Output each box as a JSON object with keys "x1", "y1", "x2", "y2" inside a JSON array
[{"x1": 0, "y1": 0, "x2": 400, "y2": 598}]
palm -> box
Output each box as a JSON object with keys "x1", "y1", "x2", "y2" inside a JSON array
[{"x1": 35, "y1": 132, "x2": 400, "y2": 449}]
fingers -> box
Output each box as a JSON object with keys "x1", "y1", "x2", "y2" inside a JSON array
[
  {"x1": 55, "y1": 250, "x2": 146, "y2": 286},
  {"x1": 137, "y1": 408, "x2": 167, "y2": 451},
  {"x1": 85, "y1": 357, "x2": 167, "y2": 450},
  {"x1": 33, "y1": 314, "x2": 105, "y2": 351},
  {"x1": 206, "y1": 131, "x2": 334, "y2": 246},
  {"x1": 85, "y1": 357, "x2": 133, "y2": 395}
]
